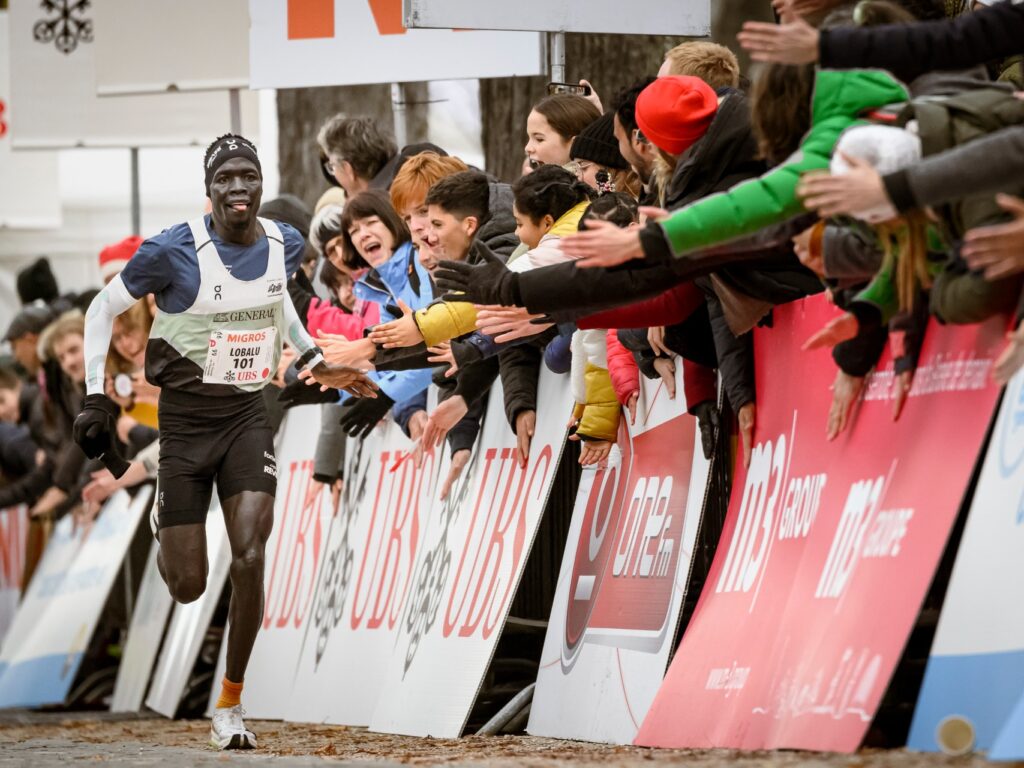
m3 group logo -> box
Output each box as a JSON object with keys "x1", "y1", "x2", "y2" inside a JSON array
[
  {"x1": 561, "y1": 415, "x2": 693, "y2": 672},
  {"x1": 997, "y1": 373, "x2": 1024, "y2": 523}
]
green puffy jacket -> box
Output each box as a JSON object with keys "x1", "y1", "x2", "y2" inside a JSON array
[{"x1": 657, "y1": 69, "x2": 909, "y2": 258}]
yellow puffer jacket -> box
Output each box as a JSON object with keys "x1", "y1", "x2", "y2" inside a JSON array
[
  {"x1": 571, "y1": 329, "x2": 619, "y2": 442},
  {"x1": 413, "y1": 202, "x2": 590, "y2": 347}
]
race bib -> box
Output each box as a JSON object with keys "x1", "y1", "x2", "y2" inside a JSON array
[{"x1": 203, "y1": 327, "x2": 277, "y2": 385}]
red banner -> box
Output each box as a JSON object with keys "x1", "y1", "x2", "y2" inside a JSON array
[{"x1": 636, "y1": 296, "x2": 1005, "y2": 752}]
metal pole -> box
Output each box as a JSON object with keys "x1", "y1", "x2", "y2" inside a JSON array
[
  {"x1": 130, "y1": 147, "x2": 141, "y2": 236},
  {"x1": 550, "y1": 31, "x2": 566, "y2": 83},
  {"x1": 229, "y1": 87, "x2": 242, "y2": 134},
  {"x1": 390, "y1": 82, "x2": 407, "y2": 148}
]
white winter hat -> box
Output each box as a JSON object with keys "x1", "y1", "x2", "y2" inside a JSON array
[{"x1": 830, "y1": 124, "x2": 922, "y2": 222}]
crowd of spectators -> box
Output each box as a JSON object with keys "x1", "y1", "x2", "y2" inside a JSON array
[{"x1": 3, "y1": 0, "x2": 1024, "y2": 597}]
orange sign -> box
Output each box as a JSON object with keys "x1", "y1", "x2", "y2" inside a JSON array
[{"x1": 288, "y1": 0, "x2": 407, "y2": 39}]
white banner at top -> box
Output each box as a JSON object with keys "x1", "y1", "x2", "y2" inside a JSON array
[
  {"x1": 248, "y1": 0, "x2": 544, "y2": 90},
  {"x1": 0, "y1": 11, "x2": 59, "y2": 228},
  {"x1": 94, "y1": 0, "x2": 249, "y2": 96},
  {"x1": 9, "y1": 0, "x2": 258, "y2": 149},
  {"x1": 404, "y1": 0, "x2": 710, "y2": 36}
]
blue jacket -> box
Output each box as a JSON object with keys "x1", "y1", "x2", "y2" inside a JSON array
[{"x1": 343, "y1": 242, "x2": 436, "y2": 405}]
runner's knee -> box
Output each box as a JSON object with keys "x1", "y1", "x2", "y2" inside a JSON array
[
  {"x1": 167, "y1": 571, "x2": 206, "y2": 604},
  {"x1": 230, "y1": 545, "x2": 264, "y2": 580}
]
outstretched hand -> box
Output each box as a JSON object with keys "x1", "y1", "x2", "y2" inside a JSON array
[
  {"x1": 475, "y1": 305, "x2": 552, "y2": 343},
  {"x1": 802, "y1": 311, "x2": 858, "y2": 351},
  {"x1": 797, "y1": 154, "x2": 893, "y2": 221},
  {"x1": 299, "y1": 361, "x2": 378, "y2": 398},
  {"x1": 963, "y1": 194, "x2": 1024, "y2": 280},
  {"x1": 560, "y1": 219, "x2": 645, "y2": 269},
  {"x1": 367, "y1": 300, "x2": 424, "y2": 349},
  {"x1": 434, "y1": 249, "x2": 518, "y2": 306},
  {"x1": 737, "y1": 15, "x2": 820, "y2": 64}
]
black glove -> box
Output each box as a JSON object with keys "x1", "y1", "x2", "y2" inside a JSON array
[
  {"x1": 434, "y1": 250, "x2": 522, "y2": 306},
  {"x1": 277, "y1": 378, "x2": 340, "y2": 409},
  {"x1": 691, "y1": 400, "x2": 721, "y2": 460},
  {"x1": 338, "y1": 392, "x2": 395, "y2": 439},
  {"x1": 73, "y1": 394, "x2": 131, "y2": 479}
]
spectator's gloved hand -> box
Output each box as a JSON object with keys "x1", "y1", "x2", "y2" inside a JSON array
[
  {"x1": 338, "y1": 391, "x2": 396, "y2": 439},
  {"x1": 277, "y1": 378, "x2": 339, "y2": 408},
  {"x1": 73, "y1": 394, "x2": 131, "y2": 479},
  {"x1": 435, "y1": 250, "x2": 521, "y2": 306},
  {"x1": 691, "y1": 400, "x2": 720, "y2": 460}
]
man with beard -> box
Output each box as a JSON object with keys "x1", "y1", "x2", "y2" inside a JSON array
[{"x1": 74, "y1": 134, "x2": 376, "y2": 750}]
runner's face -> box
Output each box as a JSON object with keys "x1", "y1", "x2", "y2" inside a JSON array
[
  {"x1": 347, "y1": 215, "x2": 395, "y2": 268},
  {"x1": 209, "y1": 157, "x2": 262, "y2": 231}
]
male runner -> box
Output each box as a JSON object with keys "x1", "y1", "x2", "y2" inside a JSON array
[{"x1": 73, "y1": 134, "x2": 376, "y2": 750}]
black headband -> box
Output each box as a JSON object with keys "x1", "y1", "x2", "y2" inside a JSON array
[{"x1": 204, "y1": 135, "x2": 261, "y2": 193}]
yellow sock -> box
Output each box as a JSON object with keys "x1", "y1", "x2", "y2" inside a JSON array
[{"x1": 215, "y1": 677, "x2": 243, "y2": 709}]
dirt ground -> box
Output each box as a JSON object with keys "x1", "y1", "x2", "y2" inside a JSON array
[{"x1": 0, "y1": 714, "x2": 1005, "y2": 767}]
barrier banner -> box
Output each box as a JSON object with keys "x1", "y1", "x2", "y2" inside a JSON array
[
  {"x1": 0, "y1": 505, "x2": 27, "y2": 646},
  {"x1": 286, "y1": 413, "x2": 441, "y2": 725},
  {"x1": 111, "y1": 533, "x2": 174, "y2": 713},
  {"x1": 9, "y1": 2, "x2": 258, "y2": 148},
  {"x1": 208, "y1": 408, "x2": 335, "y2": 719},
  {"x1": 528, "y1": 368, "x2": 711, "y2": 744},
  {"x1": 0, "y1": 488, "x2": 150, "y2": 708},
  {"x1": 146, "y1": 502, "x2": 231, "y2": 718},
  {"x1": 0, "y1": 513, "x2": 78, "y2": 690},
  {"x1": 370, "y1": 369, "x2": 572, "y2": 737},
  {"x1": 636, "y1": 296, "x2": 1004, "y2": 752},
  {"x1": 908, "y1": 369, "x2": 1024, "y2": 755},
  {"x1": 249, "y1": 0, "x2": 544, "y2": 89}
]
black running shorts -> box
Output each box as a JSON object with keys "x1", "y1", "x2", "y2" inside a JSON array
[{"x1": 156, "y1": 388, "x2": 277, "y2": 529}]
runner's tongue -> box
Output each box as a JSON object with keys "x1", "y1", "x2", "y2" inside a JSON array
[{"x1": 231, "y1": 203, "x2": 248, "y2": 212}]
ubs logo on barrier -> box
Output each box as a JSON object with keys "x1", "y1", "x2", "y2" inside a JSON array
[
  {"x1": 443, "y1": 444, "x2": 554, "y2": 641},
  {"x1": 997, "y1": 375, "x2": 1024, "y2": 524},
  {"x1": 562, "y1": 416, "x2": 693, "y2": 673}
]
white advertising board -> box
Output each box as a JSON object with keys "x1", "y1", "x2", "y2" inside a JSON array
[
  {"x1": 907, "y1": 370, "x2": 1024, "y2": 757},
  {"x1": 528, "y1": 369, "x2": 710, "y2": 744},
  {"x1": 208, "y1": 407, "x2": 339, "y2": 720},
  {"x1": 0, "y1": 488, "x2": 149, "y2": 708},
  {"x1": 0, "y1": 505, "x2": 27, "y2": 647},
  {"x1": 94, "y1": 0, "x2": 249, "y2": 95},
  {"x1": 249, "y1": 0, "x2": 544, "y2": 89},
  {"x1": 146, "y1": 504, "x2": 231, "y2": 718},
  {"x1": 8, "y1": 1, "x2": 258, "y2": 149},
  {"x1": 0, "y1": 12, "x2": 60, "y2": 228},
  {"x1": 286, "y1": 414, "x2": 442, "y2": 725},
  {"x1": 110, "y1": 534, "x2": 173, "y2": 712},
  {"x1": 404, "y1": 0, "x2": 710, "y2": 36},
  {"x1": 370, "y1": 369, "x2": 572, "y2": 737}
]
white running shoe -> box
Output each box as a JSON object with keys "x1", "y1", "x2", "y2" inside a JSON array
[{"x1": 210, "y1": 705, "x2": 257, "y2": 750}]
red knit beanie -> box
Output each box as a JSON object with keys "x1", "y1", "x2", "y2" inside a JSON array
[
  {"x1": 99, "y1": 236, "x2": 143, "y2": 280},
  {"x1": 636, "y1": 76, "x2": 718, "y2": 157}
]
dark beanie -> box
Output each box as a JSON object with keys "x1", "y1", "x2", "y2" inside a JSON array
[
  {"x1": 259, "y1": 195, "x2": 313, "y2": 240},
  {"x1": 16, "y1": 257, "x2": 59, "y2": 305},
  {"x1": 569, "y1": 113, "x2": 630, "y2": 171},
  {"x1": 203, "y1": 134, "x2": 261, "y2": 194}
]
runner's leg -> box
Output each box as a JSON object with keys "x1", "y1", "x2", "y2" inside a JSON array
[
  {"x1": 221, "y1": 490, "x2": 275, "y2": 681},
  {"x1": 156, "y1": 523, "x2": 208, "y2": 603}
]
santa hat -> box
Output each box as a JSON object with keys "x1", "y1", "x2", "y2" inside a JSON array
[
  {"x1": 636, "y1": 76, "x2": 718, "y2": 157},
  {"x1": 99, "y1": 236, "x2": 144, "y2": 280}
]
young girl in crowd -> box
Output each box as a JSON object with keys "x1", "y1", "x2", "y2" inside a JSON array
[{"x1": 525, "y1": 94, "x2": 601, "y2": 169}]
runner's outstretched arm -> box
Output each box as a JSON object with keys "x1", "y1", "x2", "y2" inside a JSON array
[
  {"x1": 84, "y1": 275, "x2": 139, "y2": 396},
  {"x1": 281, "y1": 286, "x2": 325, "y2": 369}
]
